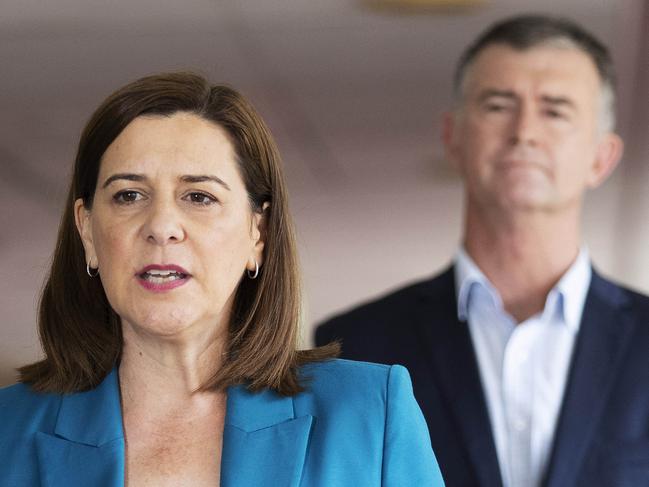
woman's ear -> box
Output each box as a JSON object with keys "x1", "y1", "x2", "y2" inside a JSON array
[
  {"x1": 74, "y1": 198, "x2": 97, "y2": 267},
  {"x1": 248, "y1": 202, "x2": 269, "y2": 270}
]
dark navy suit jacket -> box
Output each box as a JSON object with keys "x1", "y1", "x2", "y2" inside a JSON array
[{"x1": 316, "y1": 266, "x2": 649, "y2": 487}]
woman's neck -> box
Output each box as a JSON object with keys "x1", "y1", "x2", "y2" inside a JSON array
[
  {"x1": 118, "y1": 323, "x2": 226, "y2": 410},
  {"x1": 118, "y1": 328, "x2": 227, "y2": 487}
]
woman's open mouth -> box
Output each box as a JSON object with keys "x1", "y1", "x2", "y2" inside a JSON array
[{"x1": 136, "y1": 264, "x2": 191, "y2": 292}]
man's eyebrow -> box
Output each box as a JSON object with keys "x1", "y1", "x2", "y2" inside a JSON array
[
  {"x1": 476, "y1": 91, "x2": 577, "y2": 111},
  {"x1": 477, "y1": 89, "x2": 517, "y2": 102},
  {"x1": 180, "y1": 174, "x2": 231, "y2": 191},
  {"x1": 102, "y1": 173, "x2": 146, "y2": 189},
  {"x1": 540, "y1": 95, "x2": 576, "y2": 109}
]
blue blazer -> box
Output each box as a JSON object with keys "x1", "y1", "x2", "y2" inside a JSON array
[
  {"x1": 0, "y1": 359, "x2": 444, "y2": 486},
  {"x1": 316, "y1": 267, "x2": 649, "y2": 487}
]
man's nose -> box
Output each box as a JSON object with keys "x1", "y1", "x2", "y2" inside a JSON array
[
  {"x1": 509, "y1": 104, "x2": 539, "y2": 147},
  {"x1": 140, "y1": 199, "x2": 186, "y2": 245}
]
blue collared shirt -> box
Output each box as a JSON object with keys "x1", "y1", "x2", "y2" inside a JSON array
[{"x1": 454, "y1": 248, "x2": 591, "y2": 487}]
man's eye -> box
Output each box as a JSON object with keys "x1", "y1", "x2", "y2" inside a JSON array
[
  {"x1": 485, "y1": 103, "x2": 509, "y2": 112},
  {"x1": 113, "y1": 191, "x2": 142, "y2": 204},
  {"x1": 545, "y1": 109, "x2": 566, "y2": 119},
  {"x1": 186, "y1": 192, "x2": 217, "y2": 205}
]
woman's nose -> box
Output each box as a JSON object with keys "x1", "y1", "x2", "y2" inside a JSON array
[{"x1": 140, "y1": 200, "x2": 186, "y2": 245}]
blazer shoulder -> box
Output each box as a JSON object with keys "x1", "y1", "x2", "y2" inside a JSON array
[
  {"x1": 295, "y1": 359, "x2": 415, "y2": 427},
  {"x1": 0, "y1": 381, "x2": 51, "y2": 411},
  {"x1": 315, "y1": 267, "x2": 455, "y2": 348},
  {"x1": 591, "y1": 270, "x2": 649, "y2": 316},
  {"x1": 316, "y1": 267, "x2": 454, "y2": 337},
  {"x1": 0, "y1": 381, "x2": 60, "y2": 408},
  {"x1": 300, "y1": 358, "x2": 392, "y2": 388},
  {"x1": 0, "y1": 382, "x2": 61, "y2": 438},
  {"x1": 298, "y1": 358, "x2": 412, "y2": 403},
  {"x1": 295, "y1": 359, "x2": 444, "y2": 485}
]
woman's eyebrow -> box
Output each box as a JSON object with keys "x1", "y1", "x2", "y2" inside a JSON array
[
  {"x1": 100, "y1": 173, "x2": 231, "y2": 191},
  {"x1": 102, "y1": 173, "x2": 146, "y2": 188},
  {"x1": 179, "y1": 174, "x2": 231, "y2": 191}
]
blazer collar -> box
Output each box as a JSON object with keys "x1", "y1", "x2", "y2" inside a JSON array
[
  {"x1": 415, "y1": 266, "x2": 504, "y2": 487},
  {"x1": 36, "y1": 368, "x2": 125, "y2": 486},
  {"x1": 54, "y1": 368, "x2": 124, "y2": 446},
  {"x1": 224, "y1": 384, "x2": 295, "y2": 431},
  {"x1": 221, "y1": 384, "x2": 313, "y2": 487},
  {"x1": 543, "y1": 269, "x2": 636, "y2": 487},
  {"x1": 36, "y1": 368, "x2": 313, "y2": 487}
]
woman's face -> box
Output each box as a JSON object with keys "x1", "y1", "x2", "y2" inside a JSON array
[{"x1": 75, "y1": 112, "x2": 265, "y2": 339}]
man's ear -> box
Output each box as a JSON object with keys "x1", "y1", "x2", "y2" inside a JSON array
[
  {"x1": 587, "y1": 132, "x2": 624, "y2": 188},
  {"x1": 74, "y1": 198, "x2": 97, "y2": 266},
  {"x1": 249, "y1": 201, "x2": 269, "y2": 269}
]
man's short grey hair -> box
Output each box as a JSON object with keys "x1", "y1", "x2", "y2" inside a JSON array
[{"x1": 454, "y1": 14, "x2": 616, "y2": 132}]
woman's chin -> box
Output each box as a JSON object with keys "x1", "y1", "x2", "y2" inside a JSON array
[{"x1": 122, "y1": 308, "x2": 207, "y2": 339}]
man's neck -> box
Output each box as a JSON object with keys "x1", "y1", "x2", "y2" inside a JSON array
[{"x1": 463, "y1": 206, "x2": 581, "y2": 323}]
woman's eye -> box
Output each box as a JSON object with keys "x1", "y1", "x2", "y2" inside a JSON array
[
  {"x1": 186, "y1": 192, "x2": 217, "y2": 205},
  {"x1": 113, "y1": 190, "x2": 143, "y2": 204}
]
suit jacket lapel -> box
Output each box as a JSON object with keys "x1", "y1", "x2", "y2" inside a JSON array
[
  {"x1": 416, "y1": 267, "x2": 503, "y2": 487},
  {"x1": 544, "y1": 271, "x2": 636, "y2": 487},
  {"x1": 36, "y1": 368, "x2": 125, "y2": 487},
  {"x1": 221, "y1": 384, "x2": 313, "y2": 487}
]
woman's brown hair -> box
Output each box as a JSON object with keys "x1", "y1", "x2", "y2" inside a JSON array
[{"x1": 19, "y1": 72, "x2": 337, "y2": 395}]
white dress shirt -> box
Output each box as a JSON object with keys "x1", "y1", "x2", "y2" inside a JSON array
[{"x1": 454, "y1": 248, "x2": 591, "y2": 487}]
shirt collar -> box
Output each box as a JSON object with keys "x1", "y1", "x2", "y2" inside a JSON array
[
  {"x1": 553, "y1": 247, "x2": 591, "y2": 333},
  {"x1": 454, "y1": 247, "x2": 591, "y2": 333},
  {"x1": 454, "y1": 248, "x2": 497, "y2": 322}
]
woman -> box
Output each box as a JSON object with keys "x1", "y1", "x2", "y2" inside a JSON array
[{"x1": 0, "y1": 72, "x2": 444, "y2": 486}]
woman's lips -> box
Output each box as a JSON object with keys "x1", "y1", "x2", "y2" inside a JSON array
[{"x1": 135, "y1": 264, "x2": 191, "y2": 292}]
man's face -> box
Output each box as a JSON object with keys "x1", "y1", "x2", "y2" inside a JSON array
[{"x1": 445, "y1": 43, "x2": 621, "y2": 214}]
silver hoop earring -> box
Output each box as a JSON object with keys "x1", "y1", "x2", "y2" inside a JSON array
[
  {"x1": 86, "y1": 262, "x2": 99, "y2": 278},
  {"x1": 247, "y1": 259, "x2": 259, "y2": 279}
]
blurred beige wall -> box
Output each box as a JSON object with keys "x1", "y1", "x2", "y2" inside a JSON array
[{"x1": 1, "y1": 0, "x2": 647, "y2": 387}]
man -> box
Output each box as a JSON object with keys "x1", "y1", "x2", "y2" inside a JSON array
[{"x1": 316, "y1": 15, "x2": 649, "y2": 487}]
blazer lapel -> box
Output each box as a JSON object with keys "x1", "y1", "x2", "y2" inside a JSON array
[
  {"x1": 36, "y1": 368, "x2": 125, "y2": 487},
  {"x1": 544, "y1": 271, "x2": 636, "y2": 487},
  {"x1": 221, "y1": 384, "x2": 313, "y2": 487},
  {"x1": 34, "y1": 368, "x2": 313, "y2": 486},
  {"x1": 416, "y1": 267, "x2": 503, "y2": 487}
]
